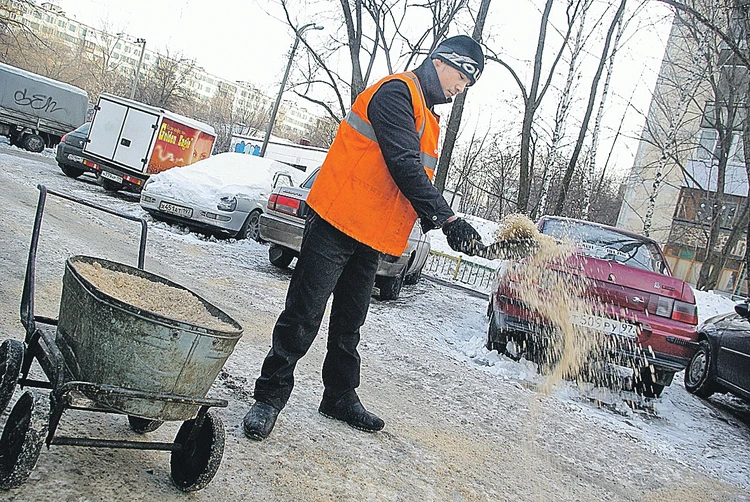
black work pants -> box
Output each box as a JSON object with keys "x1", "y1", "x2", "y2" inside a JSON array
[{"x1": 253, "y1": 210, "x2": 380, "y2": 411}]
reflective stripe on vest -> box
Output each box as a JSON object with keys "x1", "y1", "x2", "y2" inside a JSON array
[
  {"x1": 344, "y1": 110, "x2": 438, "y2": 171},
  {"x1": 306, "y1": 71, "x2": 440, "y2": 256}
]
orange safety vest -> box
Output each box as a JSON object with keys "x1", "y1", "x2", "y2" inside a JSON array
[{"x1": 307, "y1": 72, "x2": 440, "y2": 256}]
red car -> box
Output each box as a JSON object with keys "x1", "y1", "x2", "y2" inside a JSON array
[{"x1": 487, "y1": 216, "x2": 699, "y2": 397}]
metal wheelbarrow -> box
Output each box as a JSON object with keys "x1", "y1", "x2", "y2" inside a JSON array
[{"x1": 0, "y1": 185, "x2": 243, "y2": 492}]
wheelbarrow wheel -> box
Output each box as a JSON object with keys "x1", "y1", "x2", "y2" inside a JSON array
[
  {"x1": 170, "y1": 410, "x2": 224, "y2": 492},
  {"x1": 0, "y1": 390, "x2": 49, "y2": 490},
  {"x1": 0, "y1": 339, "x2": 24, "y2": 415},
  {"x1": 128, "y1": 416, "x2": 164, "y2": 434}
]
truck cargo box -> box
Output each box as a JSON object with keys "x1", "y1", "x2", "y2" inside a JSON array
[
  {"x1": 0, "y1": 62, "x2": 88, "y2": 151},
  {"x1": 84, "y1": 94, "x2": 216, "y2": 192}
]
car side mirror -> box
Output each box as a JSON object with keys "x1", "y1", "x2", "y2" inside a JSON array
[{"x1": 735, "y1": 302, "x2": 750, "y2": 318}]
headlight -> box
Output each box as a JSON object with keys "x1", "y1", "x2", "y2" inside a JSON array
[{"x1": 217, "y1": 196, "x2": 237, "y2": 211}]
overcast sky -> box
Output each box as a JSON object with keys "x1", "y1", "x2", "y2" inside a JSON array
[{"x1": 52, "y1": 0, "x2": 675, "y2": 176}]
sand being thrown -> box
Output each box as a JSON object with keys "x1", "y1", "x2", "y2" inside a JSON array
[
  {"x1": 73, "y1": 260, "x2": 234, "y2": 331},
  {"x1": 491, "y1": 214, "x2": 642, "y2": 394}
]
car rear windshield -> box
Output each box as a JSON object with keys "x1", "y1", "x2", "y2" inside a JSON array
[
  {"x1": 302, "y1": 169, "x2": 319, "y2": 189},
  {"x1": 541, "y1": 219, "x2": 668, "y2": 275}
]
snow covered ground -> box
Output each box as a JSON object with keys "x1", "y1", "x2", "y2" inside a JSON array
[{"x1": 0, "y1": 144, "x2": 748, "y2": 500}]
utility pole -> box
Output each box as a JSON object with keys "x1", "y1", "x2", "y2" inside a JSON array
[
  {"x1": 130, "y1": 38, "x2": 146, "y2": 100},
  {"x1": 261, "y1": 23, "x2": 322, "y2": 157}
]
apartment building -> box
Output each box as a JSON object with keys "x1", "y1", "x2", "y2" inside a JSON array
[
  {"x1": 0, "y1": 0, "x2": 321, "y2": 138},
  {"x1": 617, "y1": 13, "x2": 749, "y2": 296}
]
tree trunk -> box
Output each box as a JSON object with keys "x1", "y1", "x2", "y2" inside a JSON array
[
  {"x1": 434, "y1": 0, "x2": 491, "y2": 193},
  {"x1": 553, "y1": 0, "x2": 627, "y2": 216},
  {"x1": 585, "y1": 7, "x2": 624, "y2": 217},
  {"x1": 517, "y1": 0, "x2": 554, "y2": 214}
]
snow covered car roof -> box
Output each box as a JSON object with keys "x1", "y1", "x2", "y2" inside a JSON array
[{"x1": 143, "y1": 152, "x2": 306, "y2": 202}]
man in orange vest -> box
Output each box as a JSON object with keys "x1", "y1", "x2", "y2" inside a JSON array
[{"x1": 244, "y1": 35, "x2": 485, "y2": 440}]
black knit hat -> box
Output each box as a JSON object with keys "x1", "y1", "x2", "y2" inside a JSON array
[{"x1": 430, "y1": 35, "x2": 484, "y2": 85}]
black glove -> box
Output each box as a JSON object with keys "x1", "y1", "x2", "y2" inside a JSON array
[{"x1": 442, "y1": 218, "x2": 483, "y2": 256}]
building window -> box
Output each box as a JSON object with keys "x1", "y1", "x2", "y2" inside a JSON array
[
  {"x1": 675, "y1": 187, "x2": 741, "y2": 228},
  {"x1": 696, "y1": 129, "x2": 718, "y2": 161}
]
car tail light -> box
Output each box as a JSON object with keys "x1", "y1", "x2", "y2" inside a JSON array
[
  {"x1": 61, "y1": 133, "x2": 67, "y2": 143},
  {"x1": 648, "y1": 295, "x2": 674, "y2": 317},
  {"x1": 646, "y1": 294, "x2": 697, "y2": 325},
  {"x1": 267, "y1": 193, "x2": 278, "y2": 210},
  {"x1": 272, "y1": 195, "x2": 301, "y2": 216},
  {"x1": 672, "y1": 300, "x2": 698, "y2": 325}
]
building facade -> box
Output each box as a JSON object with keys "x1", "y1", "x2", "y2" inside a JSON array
[{"x1": 617, "y1": 14, "x2": 749, "y2": 296}]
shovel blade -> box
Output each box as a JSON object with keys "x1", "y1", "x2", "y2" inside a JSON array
[{"x1": 474, "y1": 238, "x2": 538, "y2": 261}]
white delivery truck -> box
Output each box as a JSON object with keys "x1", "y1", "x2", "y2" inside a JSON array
[
  {"x1": 83, "y1": 93, "x2": 216, "y2": 192},
  {"x1": 0, "y1": 62, "x2": 88, "y2": 152}
]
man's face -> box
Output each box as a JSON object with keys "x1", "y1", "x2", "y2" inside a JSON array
[{"x1": 434, "y1": 59, "x2": 470, "y2": 99}]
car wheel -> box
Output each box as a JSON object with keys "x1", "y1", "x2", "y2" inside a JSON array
[
  {"x1": 240, "y1": 210, "x2": 263, "y2": 241},
  {"x1": 376, "y1": 267, "x2": 405, "y2": 301},
  {"x1": 59, "y1": 163, "x2": 85, "y2": 179},
  {"x1": 684, "y1": 340, "x2": 716, "y2": 398},
  {"x1": 633, "y1": 365, "x2": 665, "y2": 398},
  {"x1": 404, "y1": 265, "x2": 422, "y2": 285},
  {"x1": 269, "y1": 244, "x2": 295, "y2": 269},
  {"x1": 22, "y1": 134, "x2": 45, "y2": 153},
  {"x1": 486, "y1": 309, "x2": 509, "y2": 354}
]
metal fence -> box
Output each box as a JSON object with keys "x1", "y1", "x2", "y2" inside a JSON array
[{"x1": 422, "y1": 250, "x2": 498, "y2": 293}]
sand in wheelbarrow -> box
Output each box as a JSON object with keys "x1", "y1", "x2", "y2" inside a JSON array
[{"x1": 73, "y1": 260, "x2": 234, "y2": 331}]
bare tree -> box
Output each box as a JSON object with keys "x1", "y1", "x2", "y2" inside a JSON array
[
  {"x1": 137, "y1": 49, "x2": 197, "y2": 110},
  {"x1": 535, "y1": 0, "x2": 594, "y2": 218},
  {"x1": 277, "y1": 0, "x2": 468, "y2": 122},
  {"x1": 489, "y1": 0, "x2": 582, "y2": 214},
  {"x1": 433, "y1": 0, "x2": 492, "y2": 194},
  {"x1": 553, "y1": 0, "x2": 628, "y2": 215}
]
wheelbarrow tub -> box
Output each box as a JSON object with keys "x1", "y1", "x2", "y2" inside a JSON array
[{"x1": 56, "y1": 256, "x2": 242, "y2": 421}]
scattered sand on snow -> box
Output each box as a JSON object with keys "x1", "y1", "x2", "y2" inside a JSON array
[
  {"x1": 73, "y1": 260, "x2": 234, "y2": 331},
  {"x1": 490, "y1": 214, "x2": 645, "y2": 393}
]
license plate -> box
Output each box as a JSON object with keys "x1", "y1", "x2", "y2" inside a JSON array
[
  {"x1": 570, "y1": 312, "x2": 638, "y2": 340},
  {"x1": 100, "y1": 170, "x2": 122, "y2": 182},
  {"x1": 159, "y1": 201, "x2": 193, "y2": 218},
  {"x1": 67, "y1": 154, "x2": 83, "y2": 163}
]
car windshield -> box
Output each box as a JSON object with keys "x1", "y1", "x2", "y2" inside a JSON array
[{"x1": 541, "y1": 219, "x2": 668, "y2": 274}]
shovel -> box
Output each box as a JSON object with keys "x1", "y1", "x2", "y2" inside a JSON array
[{"x1": 472, "y1": 237, "x2": 538, "y2": 261}]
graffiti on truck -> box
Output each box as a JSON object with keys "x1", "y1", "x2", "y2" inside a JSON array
[{"x1": 13, "y1": 88, "x2": 67, "y2": 114}]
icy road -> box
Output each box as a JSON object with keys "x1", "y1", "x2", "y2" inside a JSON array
[{"x1": 0, "y1": 144, "x2": 748, "y2": 501}]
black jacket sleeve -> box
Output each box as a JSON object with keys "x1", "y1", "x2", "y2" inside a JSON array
[{"x1": 367, "y1": 80, "x2": 454, "y2": 230}]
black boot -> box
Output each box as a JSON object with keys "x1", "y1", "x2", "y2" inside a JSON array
[
  {"x1": 318, "y1": 392, "x2": 384, "y2": 432},
  {"x1": 243, "y1": 401, "x2": 280, "y2": 440}
]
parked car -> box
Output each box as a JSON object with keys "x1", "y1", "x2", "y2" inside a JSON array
[
  {"x1": 684, "y1": 300, "x2": 750, "y2": 402},
  {"x1": 487, "y1": 216, "x2": 699, "y2": 397},
  {"x1": 56, "y1": 123, "x2": 101, "y2": 179},
  {"x1": 140, "y1": 152, "x2": 303, "y2": 240},
  {"x1": 258, "y1": 167, "x2": 431, "y2": 300}
]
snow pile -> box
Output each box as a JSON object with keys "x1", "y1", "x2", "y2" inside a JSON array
[
  {"x1": 694, "y1": 289, "x2": 741, "y2": 323},
  {"x1": 143, "y1": 152, "x2": 306, "y2": 203}
]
